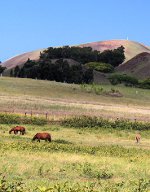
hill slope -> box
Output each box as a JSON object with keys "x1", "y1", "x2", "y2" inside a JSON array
[
  {"x1": 2, "y1": 49, "x2": 44, "y2": 69},
  {"x1": 117, "y1": 52, "x2": 150, "y2": 79},
  {"x1": 0, "y1": 77, "x2": 150, "y2": 121},
  {"x1": 2, "y1": 40, "x2": 150, "y2": 69}
]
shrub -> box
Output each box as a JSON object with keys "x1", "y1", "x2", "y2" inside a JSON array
[
  {"x1": 0, "y1": 113, "x2": 47, "y2": 125},
  {"x1": 109, "y1": 74, "x2": 139, "y2": 86},
  {"x1": 62, "y1": 116, "x2": 150, "y2": 130},
  {"x1": 62, "y1": 116, "x2": 110, "y2": 128},
  {"x1": 85, "y1": 62, "x2": 114, "y2": 73},
  {"x1": 139, "y1": 78, "x2": 150, "y2": 89}
]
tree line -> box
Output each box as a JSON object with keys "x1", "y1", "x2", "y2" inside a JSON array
[
  {"x1": 10, "y1": 45, "x2": 125, "y2": 84},
  {"x1": 0, "y1": 61, "x2": 6, "y2": 75},
  {"x1": 10, "y1": 59, "x2": 93, "y2": 84},
  {"x1": 40, "y1": 45, "x2": 125, "y2": 67}
]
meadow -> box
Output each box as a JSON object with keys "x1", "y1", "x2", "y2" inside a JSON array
[
  {"x1": 0, "y1": 77, "x2": 150, "y2": 191},
  {"x1": 0, "y1": 77, "x2": 150, "y2": 121},
  {"x1": 0, "y1": 123, "x2": 150, "y2": 191}
]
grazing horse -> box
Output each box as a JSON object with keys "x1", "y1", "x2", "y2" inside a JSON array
[
  {"x1": 32, "y1": 133, "x2": 51, "y2": 142},
  {"x1": 9, "y1": 126, "x2": 26, "y2": 135},
  {"x1": 135, "y1": 133, "x2": 141, "y2": 144}
]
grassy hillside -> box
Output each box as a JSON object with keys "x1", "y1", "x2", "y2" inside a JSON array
[
  {"x1": 0, "y1": 77, "x2": 150, "y2": 121},
  {"x1": 2, "y1": 49, "x2": 43, "y2": 70}
]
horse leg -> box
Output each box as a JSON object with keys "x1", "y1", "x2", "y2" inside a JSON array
[{"x1": 136, "y1": 137, "x2": 139, "y2": 144}]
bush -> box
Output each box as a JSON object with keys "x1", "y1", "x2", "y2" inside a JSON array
[
  {"x1": 62, "y1": 116, "x2": 110, "y2": 128},
  {"x1": 62, "y1": 116, "x2": 150, "y2": 130},
  {"x1": 85, "y1": 62, "x2": 114, "y2": 73},
  {"x1": 109, "y1": 74, "x2": 139, "y2": 86},
  {"x1": 139, "y1": 78, "x2": 150, "y2": 89},
  {"x1": 0, "y1": 113, "x2": 47, "y2": 125}
]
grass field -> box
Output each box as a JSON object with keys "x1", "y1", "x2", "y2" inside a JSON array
[
  {"x1": 0, "y1": 77, "x2": 150, "y2": 191},
  {"x1": 0, "y1": 124, "x2": 150, "y2": 191},
  {"x1": 0, "y1": 77, "x2": 150, "y2": 121}
]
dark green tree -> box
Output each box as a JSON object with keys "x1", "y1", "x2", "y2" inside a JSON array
[
  {"x1": 14, "y1": 66, "x2": 20, "y2": 77},
  {"x1": 99, "y1": 46, "x2": 125, "y2": 67},
  {"x1": 0, "y1": 64, "x2": 6, "y2": 76},
  {"x1": 10, "y1": 69, "x2": 14, "y2": 77}
]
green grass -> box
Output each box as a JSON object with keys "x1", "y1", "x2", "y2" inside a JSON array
[
  {"x1": 0, "y1": 77, "x2": 150, "y2": 191},
  {"x1": 0, "y1": 77, "x2": 150, "y2": 103},
  {"x1": 0, "y1": 124, "x2": 150, "y2": 191}
]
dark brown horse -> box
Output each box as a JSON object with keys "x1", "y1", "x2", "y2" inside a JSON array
[
  {"x1": 9, "y1": 126, "x2": 26, "y2": 135},
  {"x1": 32, "y1": 133, "x2": 51, "y2": 142}
]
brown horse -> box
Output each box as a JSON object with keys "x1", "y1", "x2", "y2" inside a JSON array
[
  {"x1": 9, "y1": 126, "x2": 26, "y2": 135},
  {"x1": 135, "y1": 133, "x2": 141, "y2": 144},
  {"x1": 32, "y1": 133, "x2": 51, "y2": 142}
]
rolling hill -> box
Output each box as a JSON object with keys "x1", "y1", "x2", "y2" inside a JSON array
[
  {"x1": 117, "y1": 52, "x2": 150, "y2": 79},
  {"x1": 2, "y1": 40, "x2": 150, "y2": 70},
  {"x1": 2, "y1": 49, "x2": 44, "y2": 70}
]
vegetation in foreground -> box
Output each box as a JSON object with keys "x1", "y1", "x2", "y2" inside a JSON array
[
  {"x1": 1, "y1": 113, "x2": 150, "y2": 131},
  {"x1": 0, "y1": 77, "x2": 149, "y2": 190},
  {"x1": 0, "y1": 122, "x2": 150, "y2": 191}
]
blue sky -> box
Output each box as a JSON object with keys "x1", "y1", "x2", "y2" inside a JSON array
[{"x1": 0, "y1": 0, "x2": 150, "y2": 61}]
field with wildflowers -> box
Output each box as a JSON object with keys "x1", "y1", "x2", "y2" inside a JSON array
[
  {"x1": 0, "y1": 123, "x2": 150, "y2": 191},
  {"x1": 0, "y1": 77, "x2": 150, "y2": 191}
]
